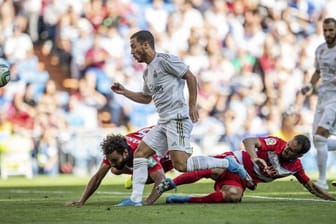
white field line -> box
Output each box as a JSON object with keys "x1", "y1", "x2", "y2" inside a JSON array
[
  {"x1": 245, "y1": 195, "x2": 336, "y2": 203},
  {"x1": 3, "y1": 189, "x2": 336, "y2": 203},
  {"x1": 5, "y1": 189, "x2": 126, "y2": 195}
]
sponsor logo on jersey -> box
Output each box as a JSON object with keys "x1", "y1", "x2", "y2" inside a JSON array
[{"x1": 154, "y1": 85, "x2": 163, "y2": 94}]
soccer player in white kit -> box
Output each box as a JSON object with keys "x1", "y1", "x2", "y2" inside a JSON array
[
  {"x1": 111, "y1": 30, "x2": 251, "y2": 206},
  {"x1": 301, "y1": 18, "x2": 336, "y2": 190}
]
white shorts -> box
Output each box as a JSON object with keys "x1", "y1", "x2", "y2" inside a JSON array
[
  {"x1": 313, "y1": 94, "x2": 336, "y2": 134},
  {"x1": 143, "y1": 118, "x2": 193, "y2": 158}
]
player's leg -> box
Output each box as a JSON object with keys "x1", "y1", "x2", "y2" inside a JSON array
[
  {"x1": 115, "y1": 141, "x2": 156, "y2": 206},
  {"x1": 166, "y1": 118, "x2": 248, "y2": 178},
  {"x1": 156, "y1": 169, "x2": 214, "y2": 193},
  {"x1": 313, "y1": 104, "x2": 336, "y2": 190},
  {"x1": 327, "y1": 137, "x2": 336, "y2": 151},
  {"x1": 166, "y1": 191, "x2": 225, "y2": 203},
  {"x1": 166, "y1": 185, "x2": 243, "y2": 203},
  {"x1": 186, "y1": 155, "x2": 248, "y2": 179},
  {"x1": 314, "y1": 131, "x2": 329, "y2": 190},
  {"x1": 132, "y1": 141, "x2": 155, "y2": 203},
  {"x1": 173, "y1": 169, "x2": 214, "y2": 186},
  {"x1": 190, "y1": 185, "x2": 243, "y2": 203}
]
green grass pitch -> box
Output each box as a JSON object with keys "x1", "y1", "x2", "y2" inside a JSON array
[{"x1": 1, "y1": 174, "x2": 336, "y2": 224}]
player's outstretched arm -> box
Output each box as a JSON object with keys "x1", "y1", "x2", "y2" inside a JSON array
[
  {"x1": 143, "y1": 169, "x2": 166, "y2": 205},
  {"x1": 303, "y1": 181, "x2": 336, "y2": 201},
  {"x1": 111, "y1": 82, "x2": 152, "y2": 104},
  {"x1": 183, "y1": 70, "x2": 199, "y2": 123},
  {"x1": 64, "y1": 163, "x2": 110, "y2": 206}
]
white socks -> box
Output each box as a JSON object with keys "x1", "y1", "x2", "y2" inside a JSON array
[
  {"x1": 327, "y1": 138, "x2": 336, "y2": 151},
  {"x1": 130, "y1": 158, "x2": 148, "y2": 203},
  {"x1": 186, "y1": 156, "x2": 229, "y2": 172},
  {"x1": 314, "y1": 135, "x2": 328, "y2": 184}
]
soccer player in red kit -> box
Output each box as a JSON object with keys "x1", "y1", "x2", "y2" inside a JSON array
[
  {"x1": 165, "y1": 134, "x2": 336, "y2": 203},
  {"x1": 64, "y1": 126, "x2": 173, "y2": 206}
]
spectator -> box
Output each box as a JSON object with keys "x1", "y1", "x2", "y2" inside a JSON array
[{"x1": 33, "y1": 128, "x2": 59, "y2": 176}]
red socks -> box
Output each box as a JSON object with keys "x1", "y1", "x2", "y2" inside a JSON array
[
  {"x1": 189, "y1": 191, "x2": 225, "y2": 203},
  {"x1": 173, "y1": 169, "x2": 213, "y2": 186}
]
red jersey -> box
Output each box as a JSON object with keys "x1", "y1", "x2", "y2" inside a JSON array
[
  {"x1": 102, "y1": 126, "x2": 173, "y2": 174},
  {"x1": 241, "y1": 136, "x2": 310, "y2": 184}
]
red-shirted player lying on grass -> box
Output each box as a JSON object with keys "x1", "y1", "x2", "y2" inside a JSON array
[
  {"x1": 161, "y1": 135, "x2": 336, "y2": 203},
  {"x1": 64, "y1": 126, "x2": 173, "y2": 206}
]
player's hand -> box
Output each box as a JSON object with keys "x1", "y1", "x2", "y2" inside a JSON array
[
  {"x1": 301, "y1": 84, "x2": 313, "y2": 95},
  {"x1": 253, "y1": 158, "x2": 273, "y2": 175},
  {"x1": 111, "y1": 82, "x2": 125, "y2": 94},
  {"x1": 263, "y1": 167, "x2": 277, "y2": 177},
  {"x1": 189, "y1": 105, "x2": 199, "y2": 123},
  {"x1": 64, "y1": 201, "x2": 84, "y2": 206}
]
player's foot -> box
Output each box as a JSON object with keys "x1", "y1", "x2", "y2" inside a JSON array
[
  {"x1": 156, "y1": 178, "x2": 176, "y2": 194},
  {"x1": 331, "y1": 180, "x2": 336, "y2": 187},
  {"x1": 314, "y1": 180, "x2": 328, "y2": 190},
  {"x1": 166, "y1": 195, "x2": 191, "y2": 204},
  {"x1": 226, "y1": 156, "x2": 248, "y2": 179},
  {"x1": 115, "y1": 198, "x2": 142, "y2": 206}
]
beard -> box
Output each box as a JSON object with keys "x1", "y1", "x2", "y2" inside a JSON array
[
  {"x1": 115, "y1": 157, "x2": 129, "y2": 170},
  {"x1": 326, "y1": 35, "x2": 336, "y2": 45},
  {"x1": 133, "y1": 50, "x2": 147, "y2": 63}
]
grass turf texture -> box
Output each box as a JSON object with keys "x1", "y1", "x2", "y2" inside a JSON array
[{"x1": 1, "y1": 175, "x2": 336, "y2": 224}]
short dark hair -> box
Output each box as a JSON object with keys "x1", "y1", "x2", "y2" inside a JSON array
[
  {"x1": 294, "y1": 134, "x2": 311, "y2": 154},
  {"x1": 100, "y1": 134, "x2": 128, "y2": 155},
  {"x1": 130, "y1": 30, "x2": 155, "y2": 49},
  {"x1": 323, "y1": 17, "x2": 336, "y2": 25}
]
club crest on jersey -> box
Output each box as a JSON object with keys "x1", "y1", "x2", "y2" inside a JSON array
[
  {"x1": 153, "y1": 70, "x2": 158, "y2": 78},
  {"x1": 264, "y1": 138, "x2": 276, "y2": 145}
]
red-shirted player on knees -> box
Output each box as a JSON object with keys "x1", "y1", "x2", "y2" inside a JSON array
[
  {"x1": 64, "y1": 126, "x2": 173, "y2": 206},
  {"x1": 164, "y1": 134, "x2": 336, "y2": 203}
]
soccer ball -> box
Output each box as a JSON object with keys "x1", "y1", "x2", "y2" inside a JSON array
[{"x1": 0, "y1": 63, "x2": 10, "y2": 87}]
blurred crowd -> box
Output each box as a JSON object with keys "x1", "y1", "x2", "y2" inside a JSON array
[{"x1": 1, "y1": 0, "x2": 336, "y2": 178}]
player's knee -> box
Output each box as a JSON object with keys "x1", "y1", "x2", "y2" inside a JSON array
[
  {"x1": 224, "y1": 187, "x2": 243, "y2": 203},
  {"x1": 134, "y1": 142, "x2": 154, "y2": 158},
  {"x1": 210, "y1": 168, "x2": 224, "y2": 180},
  {"x1": 170, "y1": 154, "x2": 188, "y2": 172},
  {"x1": 172, "y1": 162, "x2": 188, "y2": 172},
  {"x1": 313, "y1": 134, "x2": 328, "y2": 145}
]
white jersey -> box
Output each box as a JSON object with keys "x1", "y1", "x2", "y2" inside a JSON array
[
  {"x1": 143, "y1": 52, "x2": 189, "y2": 123},
  {"x1": 313, "y1": 43, "x2": 336, "y2": 133},
  {"x1": 315, "y1": 43, "x2": 336, "y2": 95}
]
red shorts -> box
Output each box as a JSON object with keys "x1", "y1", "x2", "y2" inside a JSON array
[
  {"x1": 214, "y1": 170, "x2": 247, "y2": 192},
  {"x1": 213, "y1": 151, "x2": 248, "y2": 192}
]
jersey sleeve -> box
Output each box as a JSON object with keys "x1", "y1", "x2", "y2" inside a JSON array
[
  {"x1": 159, "y1": 54, "x2": 189, "y2": 78},
  {"x1": 258, "y1": 136, "x2": 283, "y2": 151},
  {"x1": 293, "y1": 160, "x2": 310, "y2": 184},
  {"x1": 314, "y1": 44, "x2": 322, "y2": 71},
  {"x1": 142, "y1": 68, "x2": 152, "y2": 96}
]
